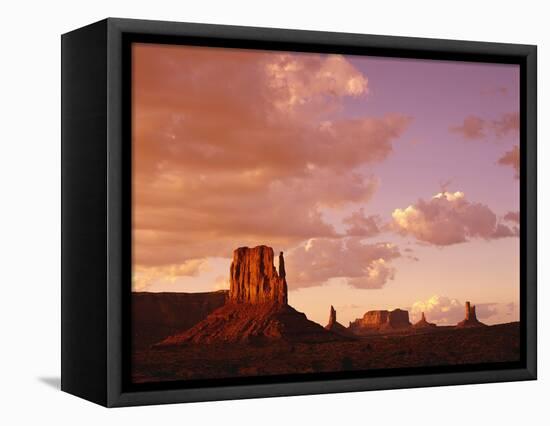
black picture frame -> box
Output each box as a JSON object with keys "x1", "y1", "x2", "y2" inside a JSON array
[{"x1": 61, "y1": 17, "x2": 537, "y2": 407}]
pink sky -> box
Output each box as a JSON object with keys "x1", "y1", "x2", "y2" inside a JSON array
[{"x1": 132, "y1": 43, "x2": 520, "y2": 326}]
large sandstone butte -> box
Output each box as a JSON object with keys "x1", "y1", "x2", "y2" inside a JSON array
[
  {"x1": 413, "y1": 312, "x2": 437, "y2": 329},
  {"x1": 229, "y1": 246, "x2": 287, "y2": 304},
  {"x1": 349, "y1": 309, "x2": 412, "y2": 335},
  {"x1": 132, "y1": 291, "x2": 227, "y2": 349},
  {"x1": 456, "y1": 301, "x2": 486, "y2": 328},
  {"x1": 156, "y1": 246, "x2": 347, "y2": 346},
  {"x1": 325, "y1": 306, "x2": 356, "y2": 338}
]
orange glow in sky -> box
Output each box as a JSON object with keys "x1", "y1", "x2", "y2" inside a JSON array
[{"x1": 132, "y1": 43, "x2": 520, "y2": 326}]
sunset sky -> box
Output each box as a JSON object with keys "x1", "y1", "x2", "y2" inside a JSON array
[{"x1": 132, "y1": 43, "x2": 520, "y2": 327}]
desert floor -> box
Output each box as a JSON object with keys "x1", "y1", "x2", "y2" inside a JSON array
[{"x1": 132, "y1": 322, "x2": 520, "y2": 383}]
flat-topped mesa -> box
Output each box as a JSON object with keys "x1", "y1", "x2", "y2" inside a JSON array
[
  {"x1": 456, "y1": 301, "x2": 486, "y2": 328},
  {"x1": 229, "y1": 246, "x2": 288, "y2": 305},
  {"x1": 349, "y1": 308, "x2": 411, "y2": 334}
]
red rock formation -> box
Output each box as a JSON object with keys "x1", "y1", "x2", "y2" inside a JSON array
[
  {"x1": 327, "y1": 305, "x2": 337, "y2": 328},
  {"x1": 132, "y1": 290, "x2": 227, "y2": 349},
  {"x1": 349, "y1": 308, "x2": 412, "y2": 334},
  {"x1": 325, "y1": 305, "x2": 356, "y2": 338},
  {"x1": 456, "y1": 301, "x2": 486, "y2": 328},
  {"x1": 156, "y1": 246, "x2": 349, "y2": 346},
  {"x1": 278, "y1": 251, "x2": 286, "y2": 279},
  {"x1": 157, "y1": 302, "x2": 346, "y2": 345},
  {"x1": 413, "y1": 312, "x2": 437, "y2": 329},
  {"x1": 229, "y1": 246, "x2": 287, "y2": 305}
]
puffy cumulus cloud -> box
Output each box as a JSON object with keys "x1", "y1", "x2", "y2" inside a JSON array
[
  {"x1": 498, "y1": 145, "x2": 519, "y2": 179},
  {"x1": 346, "y1": 258, "x2": 396, "y2": 289},
  {"x1": 411, "y1": 295, "x2": 464, "y2": 325},
  {"x1": 492, "y1": 223, "x2": 518, "y2": 238},
  {"x1": 132, "y1": 259, "x2": 207, "y2": 291},
  {"x1": 411, "y1": 295, "x2": 519, "y2": 325},
  {"x1": 343, "y1": 208, "x2": 381, "y2": 237},
  {"x1": 391, "y1": 191, "x2": 518, "y2": 246},
  {"x1": 284, "y1": 237, "x2": 400, "y2": 289},
  {"x1": 449, "y1": 112, "x2": 519, "y2": 140},
  {"x1": 450, "y1": 116, "x2": 486, "y2": 140},
  {"x1": 134, "y1": 170, "x2": 379, "y2": 266},
  {"x1": 504, "y1": 211, "x2": 520, "y2": 224},
  {"x1": 133, "y1": 45, "x2": 410, "y2": 178},
  {"x1": 133, "y1": 44, "x2": 412, "y2": 270},
  {"x1": 266, "y1": 54, "x2": 368, "y2": 113}
]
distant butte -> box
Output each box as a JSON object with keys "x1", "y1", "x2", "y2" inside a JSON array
[
  {"x1": 349, "y1": 308, "x2": 412, "y2": 335},
  {"x1": 413, "y1": 312, "x2": 437, "y2": 329},
  {"x1": 155, "y1": 246, "x2": 349, "y2": 346},
  {"x1": 325, "y1": 305, "x2": 356, "y2": 338},
  {"x1": 456, "y1": 301, "x2": 486, "y2": 328}
]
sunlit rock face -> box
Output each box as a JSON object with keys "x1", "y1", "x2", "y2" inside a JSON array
[
  {"x1": 155, "y1": 246, "x2": 352, "y2": 346},
  {"x1": 229, "y1": 246, "x2": 288, "y2": 305},
  {"x1": 349, "y1": 308, "x2": 412, "y2": 334}
]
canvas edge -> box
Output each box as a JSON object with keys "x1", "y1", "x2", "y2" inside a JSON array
[{"x1": 61, "y1": 18, "x2": 110, "y2": 407}]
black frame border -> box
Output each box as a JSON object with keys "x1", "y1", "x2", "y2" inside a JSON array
[{"x1": 104, "y1": 18, "x2": 536, "y2": 407}]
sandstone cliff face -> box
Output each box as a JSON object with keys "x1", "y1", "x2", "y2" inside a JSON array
[
  {"x1": 349, "y1": 308, "x2": 411, "y2": 334},
  {"x1": 229, "y1": 246, "x2": 288, "y2": 305},
  {"x1": 132, "y1": 291, "x2": 228, "y2": 349},
  {"x1": 386, "y1": 309, "x2": 411, "y2": 328},
  {"x1": 456, "y1": 301, "x2": 486, "y2": 328}
]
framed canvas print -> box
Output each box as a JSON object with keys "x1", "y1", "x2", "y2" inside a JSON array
[{"x1": 61, "y1": 18, "x2": 537, "y2": 407}]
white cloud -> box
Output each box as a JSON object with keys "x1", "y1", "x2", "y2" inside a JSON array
[
  {"x1": 285, "y1": 237, "x2": 400, "y2": 289},
  {"x1": 392, "y1": 191, "x2": 517, "y2": 246},
  {"x1": 132, "y1": 259, "x2": 207, "y2": 291},
  {"x1": 411, "y1": 295, "x2": 519, "y2": 325}
]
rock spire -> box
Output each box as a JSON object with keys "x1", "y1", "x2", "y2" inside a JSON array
[{"x1": 456, "y1": 301, "x2": 486, "y2": 328}]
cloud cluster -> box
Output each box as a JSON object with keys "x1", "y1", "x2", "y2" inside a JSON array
[
  {"x1": 504, "y1": 211, "x2": 520, "y2": 224},
  {"x1": 343, "y1": 208, "x2": 382, "y2": 237},
  {"x1": 266, "y1": 54, "x2": 368, "y2": 113},
  {"x1": 133, "y1": 259, "x2": 207, "y2": 291},
  {"x1": 411, "y1": 295, "x2": 518, "y2": 325},
  {"x1": 284, "y1": 237, "x2": 400, "y2": 289},
  {"x1": 392, "y1": 191, "x2": 518, "y2": 246},
  {"x1": 450, "y1": 112, "x2": 519, "y2": 140},
  {"x1": 498, "y1": 145, "x2": 519, "y2": 179},
  {"x1": 133, "y1": 44, "x2": 412, "y2": 275}
]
